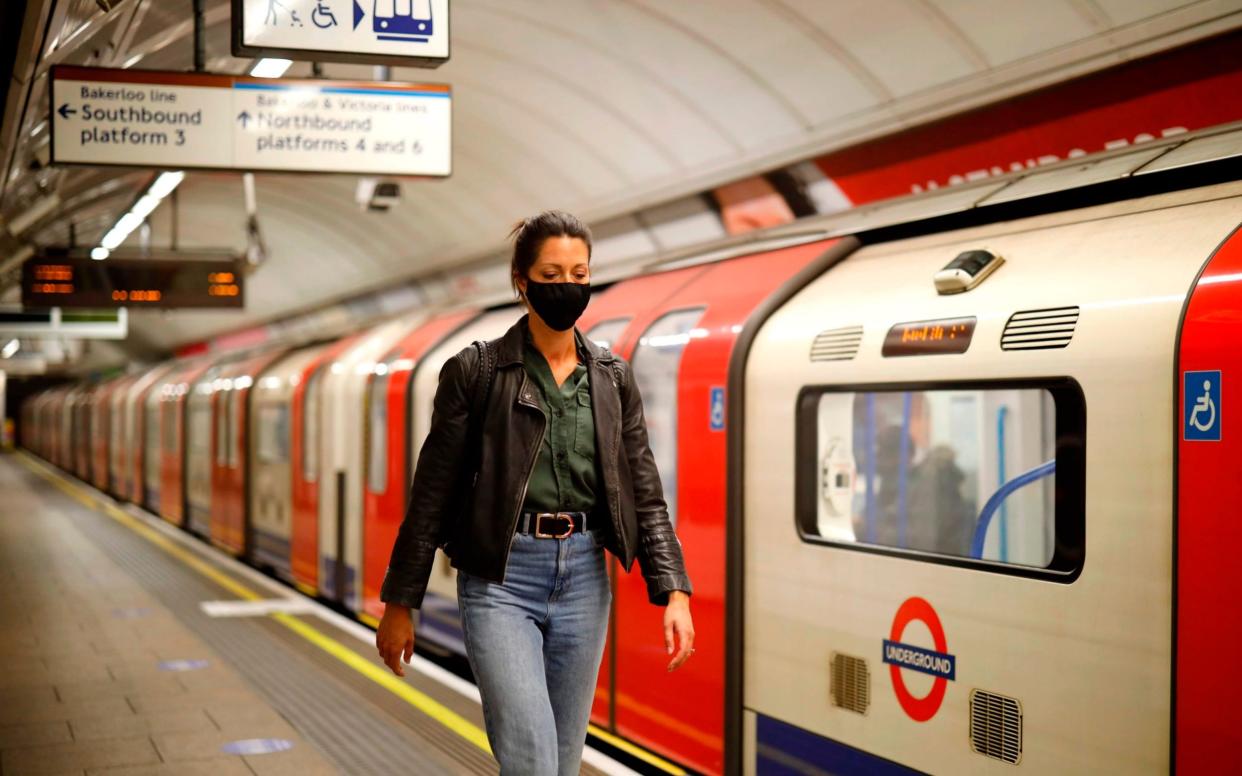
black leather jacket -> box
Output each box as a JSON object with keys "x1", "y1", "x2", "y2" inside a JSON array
[{"x1": 380, "y1": 316, "x2": 693, "y2": 610}]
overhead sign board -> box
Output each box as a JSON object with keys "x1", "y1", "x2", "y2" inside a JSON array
[
  {"x1": 22, "y1": 255, "x2": 245, "y2": 310},
  {"x1": 0, "y1": 307, "x2": 128, "y2": 339},
  {"x1": 50, "y1": 65, "x2": 451, "y2": 176},
  {"x1": 233, "y1": 0, "x2": 449, "y2": 68}
]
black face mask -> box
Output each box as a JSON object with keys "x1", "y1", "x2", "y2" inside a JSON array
[{"x1": 524, "y1": 280, "x2": 591, "y2": 332}]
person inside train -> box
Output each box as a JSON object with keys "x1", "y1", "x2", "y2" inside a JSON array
[
  {"x1": 375, "y1": 210, "x2": 695, "y2": 775},
  {"x1": 854, "y1": 393, "x2": 976, "y2": 556}
]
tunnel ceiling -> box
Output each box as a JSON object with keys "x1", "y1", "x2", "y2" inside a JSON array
[{"x1": 1, "y1": 0, "x2": 1240, "y2": 356}]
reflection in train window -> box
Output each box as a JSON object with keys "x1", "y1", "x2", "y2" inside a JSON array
[
  {"x1": 797, "y1": 380, "x2": 1085, "y2": 575},
  {"x1": 585, "y1": 317, "x2": 631, "y2": 351},
  {"x1": 303, "y1": 369, "x2": 323, "y2": 482},
  {"x1": 368, "y1": 371, "x2": 389, "y2": 493},
  {"x1": 257, "y1": 405, "x2": 290, "y2": 464},
  {"x1": 631, "y1": 308, "x2": 707, "y2": 529}
]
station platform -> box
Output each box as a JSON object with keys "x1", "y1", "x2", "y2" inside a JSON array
[{"x1": 0, "y1": 452, "x2": 636, "y2": 776}]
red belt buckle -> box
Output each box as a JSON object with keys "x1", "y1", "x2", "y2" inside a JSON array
[{"x1": 535, "y1": 512, "x2": 574, "y2": 539}]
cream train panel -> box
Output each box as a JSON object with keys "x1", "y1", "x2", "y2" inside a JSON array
[
  {"x1": 316, "y1": 316, "x2": 418, "y2": 606},
  {"x1": 412, "y1": 307, "x2": 522, "y2": 608},
  {"x1": 742, "y1": 182, "x2": 1242, "y2": 774},
  {"x1": 250, "y1": 346, "x2": 326, "y2": 563}
]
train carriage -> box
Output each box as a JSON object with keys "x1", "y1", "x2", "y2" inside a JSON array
[{"x1": 739, "y1": 177, "x2": 1242, "y2": 772}]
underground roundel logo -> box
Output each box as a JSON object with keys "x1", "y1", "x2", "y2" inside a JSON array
[{"x1": 883, "y1": 597, "x2": 956, "y2": 722}]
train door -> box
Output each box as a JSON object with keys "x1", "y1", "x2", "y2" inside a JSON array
[
  {"x1": 575, "y1": 266, "x2": 711, "y2": 728},
  {"x1": 161, "y1": 362, "x2": 210, "y2": 526},
  {"x1": 405, "y1": 307, "x2": 522, "y2": 650},
  {"x1": 187, "y1": 365, "x2": 224, "y2": 535},
  {"x1": 143, "y1": 381, "x2": 165, "y2": 512},
  {"x1": 362, "y1": 309, "x2": 476, "y2": 624},
  {"x1": 604, "y1": 243, "x2": 827, "y2": 774},
  {"x1": 317, "y1": 317, "x2": 415, "y2": 607},
  {"x1": 253, "y1": 346, "x2": 325, "y2": 579}
]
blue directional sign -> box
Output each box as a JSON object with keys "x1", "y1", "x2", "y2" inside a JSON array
[{"x1": 1184, "y1": 370, "x2": 1222, "y2": 442}]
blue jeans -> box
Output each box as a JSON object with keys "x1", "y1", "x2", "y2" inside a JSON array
[{"x1": 458, "y1": 529, "x2": 611, "y2": 776}]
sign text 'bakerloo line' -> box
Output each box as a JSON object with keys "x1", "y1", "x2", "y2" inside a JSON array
[{"x1": 49, "y1": 65, "x2": 451, "y2": 176}]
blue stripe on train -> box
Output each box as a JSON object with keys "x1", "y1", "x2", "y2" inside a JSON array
[{"x1": 756, "y1": 715, "x2": 925, "y2": 775}]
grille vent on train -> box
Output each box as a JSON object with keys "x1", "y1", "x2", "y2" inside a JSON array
[
  {"x1": 830, "y1": 653, "x2": 870, "y2": 714},
  {"x1": 1001, "y1": 306, "x2": 1079, "y2": 351},
  {"x1": 969, "y1": 689, "x2": 1023, "y2": 764},
  {"x1": 810, "y1": 326, "x2": 863, "y2": 362}
]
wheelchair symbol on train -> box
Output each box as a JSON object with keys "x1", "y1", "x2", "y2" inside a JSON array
[{"x1": 1184, "y1": 370, "x2": 1222, "y2": 441}]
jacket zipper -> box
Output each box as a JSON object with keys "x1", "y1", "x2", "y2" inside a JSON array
[{"x1": 499, "y1": 370, "x2": 546, "y2": 577}]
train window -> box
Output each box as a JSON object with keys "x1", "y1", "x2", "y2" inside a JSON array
[
  {"x1": 368, "y1": 372, "x2": 390, "y2": 493},
  {"x1": 796, "y1": 379, "x2": 1085, "y2": 579},
  {"x1": 189, "y1": 404, "x2": 211, "y2": 453},
  {"x1": 144, "y1": 398, "x2": 161, "y2": 485},
  {"x1": 585, "y1": 318, "x2": 631, "y2": 351},
  {"x1": 630, "y1": 308, "x2": 707, "y2": 529},
  {"x1": 257, "y1": 405, "x2": 290, "y2": 464},
  {"x1": 303, "y1": 368, "x2": 323, "y2": 482},
  {"x1": 229, "y1": 391, "x2": 243, "y2": 468},
  {"x1": 216, "y1": 393, "x2": 230, "y2": 466},
  {"x1": 162, "y1": 401, "x2": 178, "y2": 453}
]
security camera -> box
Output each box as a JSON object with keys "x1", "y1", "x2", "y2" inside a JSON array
[{"x1": 355, "y1": 178, "x2": 401, "y2": 212}]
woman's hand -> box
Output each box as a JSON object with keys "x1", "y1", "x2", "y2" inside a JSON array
[
  {"x1": 376, "y1": 604, "x2": 415, "y2": 677},
  {"x1": 664, "y1": 591, "x2": 695, "y2": 672}
]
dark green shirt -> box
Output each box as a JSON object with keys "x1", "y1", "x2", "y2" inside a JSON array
[{"x1": 521, "y1": 328, "x2": 598, "y2": 513}]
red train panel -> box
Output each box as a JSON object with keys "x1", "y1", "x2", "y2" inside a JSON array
[{"x1": 1176, "y1": 223, "x2": 1242, "y2": 774}]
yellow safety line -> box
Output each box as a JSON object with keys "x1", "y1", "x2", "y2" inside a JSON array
[
  {"x1": 273, "y1": 611, "x2": 491, "y2": 752},
  {"x1": 587, "y1": 724, "x2": 688, "y2": 775},
  {"x1": 16, "y1": 452, "x2": 691, "y2": 775},
  {"x1": 13, "y1": 451, "x2": 491, "y2": 753}
]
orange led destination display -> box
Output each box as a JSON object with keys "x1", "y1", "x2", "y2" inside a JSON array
[
  {"x1": 22, "y1": 255, "x2": 243, "y2": 309},
  {"x1": 882, "y1": 317, "x2": 977, "y2": 357}
]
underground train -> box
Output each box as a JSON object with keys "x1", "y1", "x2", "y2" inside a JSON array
[{"x1": 20, "y1": 122, "x2": 1242, "y2": 775}]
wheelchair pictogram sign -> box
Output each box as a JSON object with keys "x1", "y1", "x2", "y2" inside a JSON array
[{"x1": 1184, "y1": 370, "x2": 1222, "y2": 442}]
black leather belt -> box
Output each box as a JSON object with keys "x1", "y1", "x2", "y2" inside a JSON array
[{"x1": 517, "y1": 511, "x2": 590, "y2": 539}]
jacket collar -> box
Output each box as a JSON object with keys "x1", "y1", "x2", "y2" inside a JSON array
[{"x1": 497, "y1": 313, "x2": 615, "y2": 367}]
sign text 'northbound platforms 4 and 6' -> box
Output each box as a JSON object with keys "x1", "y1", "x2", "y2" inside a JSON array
[{"x1": 50, "y1": 66, "x2": 451, "y2": 177}]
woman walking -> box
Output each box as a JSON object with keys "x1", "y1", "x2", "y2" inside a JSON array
[{"x1": 376, "y1": 211, "x2": 695, "y2": 775}]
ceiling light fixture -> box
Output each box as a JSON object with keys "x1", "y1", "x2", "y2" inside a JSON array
[
  {"x1": 250, "y1": 58, "x2": 292, "y2": 78},
  {"x1": 94, "y1": 170, "x2": 185, "y2": 257}
]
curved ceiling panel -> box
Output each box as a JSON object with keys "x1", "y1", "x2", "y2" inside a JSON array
[{"x1": 1, "y1": 0, "x2": 1238, "y2": 364}]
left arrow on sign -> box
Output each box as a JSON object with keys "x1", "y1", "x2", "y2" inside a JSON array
[{"x1": 57, "y1": 104, "x2": 76, "y2": 119}]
